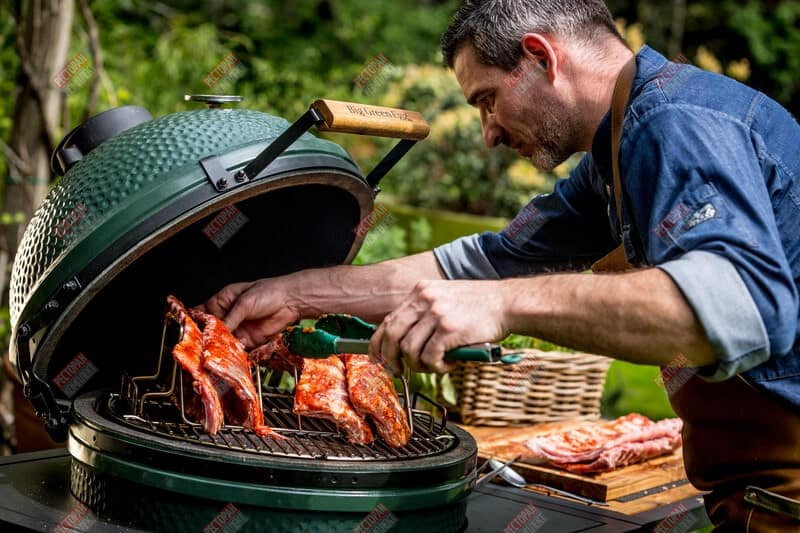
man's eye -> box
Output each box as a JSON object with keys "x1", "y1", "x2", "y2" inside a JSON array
[{"x1": 482, "y1": 96, "x2": 494, "y2": 113}]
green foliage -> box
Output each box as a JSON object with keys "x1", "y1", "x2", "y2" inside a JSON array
[
  {"x1": 601, "y1": 361, "x2": 676, "y2": 420},
  {"x1": 0, "y1": 307, "x2": 9, "y2": 350},
  {"x1": 500, "y1": 333, "x2": 573, "y2": 353},
  {"x1": 352, "y1": 215, "x2": 433, "y2": 265},
  {"x1": 407, "y1": 216, "x2": 433, "y2": 254},
  {"x1": 369, "y1": 65, "x2": 558, "y2": 218},
  {"x1": 351, "y1": 222, "x2": 408, "y2": 266},
  {"x1": 724, "y1": 0, "x2": 800, "y2": 106}
]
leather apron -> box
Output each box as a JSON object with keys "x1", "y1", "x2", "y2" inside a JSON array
[{"x1": 591, "y1": 58, "x2": 800, "y2": 531}]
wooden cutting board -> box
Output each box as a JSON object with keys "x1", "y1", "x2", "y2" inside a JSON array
[{"x1": 461, "y1": 422, "x2": 692, "y2": 503}]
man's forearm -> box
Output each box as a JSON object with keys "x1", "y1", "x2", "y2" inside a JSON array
[
  {"x1": 290, "y1": 251, "x2": 445, "y2": 323},
  {"x1": 502, "y1": 268, "x2": 716, "y2": 367}
]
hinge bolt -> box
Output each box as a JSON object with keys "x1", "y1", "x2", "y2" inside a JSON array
[{"x1": 216, "y1": 178, "x2": 228, "y2": 190}]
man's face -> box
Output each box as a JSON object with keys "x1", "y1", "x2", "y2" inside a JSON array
[{"x1": 454, "y1": 44, "x2": 581, "y2": 171}]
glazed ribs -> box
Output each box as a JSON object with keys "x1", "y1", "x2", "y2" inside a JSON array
[
  {"x1": 293, "y1": 356, "x2": 374, "y2": 445},
  {"x1": 166, "y1": 295, "x2": 224, "y2": 434},
  {"x1": 190, "y1": 309, "x2": 282, "y2": 439},
  {"x1": 166, "y1": 295, "x2": 281, "y2": 438},
  {"x1": 344, "y1": 354, "x2": 411, "y2": 448}
]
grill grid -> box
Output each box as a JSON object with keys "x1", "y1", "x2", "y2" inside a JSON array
[
  {"x1": 110, "y1": 388, "x2": 455, "y2": 461},
  {"x1": 113, "y1": 316, "x2": 455, "y2": 461}
]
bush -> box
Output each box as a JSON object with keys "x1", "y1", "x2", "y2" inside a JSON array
[{"x1": 365, "y1": 64, "x2": 565, "y2": 218}]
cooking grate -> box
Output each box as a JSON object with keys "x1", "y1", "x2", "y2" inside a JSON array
[{"x1": 111, "y1": 317, "x2": 456, "y2": 461}]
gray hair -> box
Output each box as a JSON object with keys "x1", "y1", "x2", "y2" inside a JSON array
[{"x1": 441, "y1": 0, "x2": 625, "y2": 71}]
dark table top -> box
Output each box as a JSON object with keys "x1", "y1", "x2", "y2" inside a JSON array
[{"x1": 0, "y1": 449, "x2": 710, "y2": 532}]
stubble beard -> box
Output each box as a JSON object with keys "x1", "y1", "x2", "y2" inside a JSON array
[{"x1": 524, "y1": 94, "x2": 582, "y2": 171}]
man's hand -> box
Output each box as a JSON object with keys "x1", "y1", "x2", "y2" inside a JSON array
[
  {"x1": 203, "y1": 277, "x2": 302, "y2": 348},
  {"x1": 369, "y1": 280, "x2": 511, "y2": 374},
  {"x1": 203, "y1": 251, "x2": 447, "y2": 349}
]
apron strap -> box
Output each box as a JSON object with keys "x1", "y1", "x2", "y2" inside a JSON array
[{"x1": 591, "y1": 56, "x2": 638, "y2": 274}]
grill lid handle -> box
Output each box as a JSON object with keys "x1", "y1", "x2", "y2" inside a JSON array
[
  {"x1": 311, "y1": 99, "x2": 430, "y2": 141},
  {"x1": 228, "y1": 100, "x2": 430, "y2": 193}
]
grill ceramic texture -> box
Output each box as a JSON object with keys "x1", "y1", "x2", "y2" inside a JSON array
[
  {"x1": 70, "y1": 459, "x2": 469, "y2": 532},
  {"x1": 10, "y1": 109, "x2": 350, "y2": 327},
  {"x1": 9, "y1": 105, "x2": 375, "y2": 435}
]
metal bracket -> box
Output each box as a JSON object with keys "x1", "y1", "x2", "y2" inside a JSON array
[
  {"x1": 200, "y1": 107, "x2": 325, "y2": 193},
  {"x1": 366, "y1": 138, "x2": 417, "y2": 189},
  {"x1": 199, "y1": 156, "x2": 241, "y2": 193},
  {"x1": 14, "y1": 276, "x2": 83, "y2": 441},
  {"x1": 199, "y1": 102, "x2": 421, "y2": 194}
]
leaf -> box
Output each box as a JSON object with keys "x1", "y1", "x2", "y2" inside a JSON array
[{"x1": 439, "y1": 373, "x2": 457, "y2": 405}]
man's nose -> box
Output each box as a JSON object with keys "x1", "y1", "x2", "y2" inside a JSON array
[{"x1": 481, "y1": 114, "x2": 503, "y2": 149}]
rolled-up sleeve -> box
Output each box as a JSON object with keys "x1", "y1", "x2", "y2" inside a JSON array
[
  {"x1": 433, "y1": 154, "x2": 616, "y2": 280},
  {"x1": 658, "y1": 250, "x2": 770, "y2": 380},
  {"x1": 434, "y1": 234, "x2": 500, "y2": 280},
  {"x1": 627, "y1": 106, "x2": 798, "y2": 380}
]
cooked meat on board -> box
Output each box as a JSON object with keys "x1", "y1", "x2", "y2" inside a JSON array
[
  {"x1": 166, "y1": 295, "x2": 224, "y2": 435},
  {"x1": 293, "y1": 356, "x2": 374, "y2": 445},
  {"x1": 190, "y1": 309, "x2": 282, "y2": 439},
  {"x1": 344, "y1": 353, "x2": 412, "y2": 448},
  {"x1": 525, "y1": 413, "x2": 683, "y2": 474}
]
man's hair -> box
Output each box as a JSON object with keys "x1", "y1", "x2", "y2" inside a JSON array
[{"x1": 441, "y1": 0, "x2": 625, "y2": 71}]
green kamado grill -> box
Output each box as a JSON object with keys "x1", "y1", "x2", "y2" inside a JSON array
[{"x1": 8, "y1": 96, "x2": 477, "y2": 532}]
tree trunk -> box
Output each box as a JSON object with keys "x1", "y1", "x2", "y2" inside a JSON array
[
  {"x1": 668, "y1": 0, "x2": 687, "y2": 57},
  {"x1": 1, "y1": 0, "x2": 75, "y2": 308}
]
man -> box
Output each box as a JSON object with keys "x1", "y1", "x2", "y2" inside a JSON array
[{"x1": 205, "y1": 1, "x2": 800, "y2": 529}]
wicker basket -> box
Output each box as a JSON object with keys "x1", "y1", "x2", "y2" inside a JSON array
[{"x1": 448, "y1": 349, "x2": 612, "y2": 426}]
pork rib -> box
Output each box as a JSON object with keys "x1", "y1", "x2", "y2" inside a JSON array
[
  {"x1": 249, "y1": 333, "x2": 304, "y2": 374},
  {"x1": 526, "y1": 414, "x2": 683, "y2": 474},
  {"x1": 293, "y1": 356, "x2": 374, "y2": 445},
  {"x1": 190, "y1": 309, "x2": 283, "y2": 439},
  {"x1": 344, "y1": 354, "x2": 411, "y2": 448},
  {"x1": 556, "y1": 433, "x2": 682, "y2": 474},
  {"x1": 166, "y1": 296, "x2": 223, "y2": 434}
]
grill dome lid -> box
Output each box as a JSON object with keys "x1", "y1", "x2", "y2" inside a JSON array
[{"x1": 9, "y1": 98, "x2": 428, "y2": 438}]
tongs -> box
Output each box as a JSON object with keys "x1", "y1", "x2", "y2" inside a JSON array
[{"x1": 284, "y1": 314, "x2": 525, "y2": 365}]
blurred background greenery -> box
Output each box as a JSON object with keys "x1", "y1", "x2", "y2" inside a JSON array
[{"x1": 1, "y1": 0, "x2": 798, "y2": 426}]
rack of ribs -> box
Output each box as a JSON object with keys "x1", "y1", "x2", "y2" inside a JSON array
[
  {"x1": 166, "y1": 295, "x2": 223, "y2": 434},
  {"x1": 190, "y1": 309, "x2": 283, "y2": 439},
  {"x1": 293, "y1": 356, "x2": 374, "y2": 445},
  {"x1": 344, "y1": 354, "x2": 411, "y2": 448}
]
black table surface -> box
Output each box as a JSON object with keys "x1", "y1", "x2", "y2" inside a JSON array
[{"x1": 0, "y1": 449, "x2": 710, "y2": 532}]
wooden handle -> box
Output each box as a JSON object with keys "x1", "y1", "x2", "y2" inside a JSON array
[{"x1": 311, "y1": 99, "x2": 430, "y2": 140}]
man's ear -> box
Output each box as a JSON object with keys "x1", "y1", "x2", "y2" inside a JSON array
[{"x1": 519, "y1": 33, "x2": 558, "y2": 83}]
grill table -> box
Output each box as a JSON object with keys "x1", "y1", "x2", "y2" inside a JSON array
[{"x1": 0, "y1": 449, "x2": 710, "y2": 532}]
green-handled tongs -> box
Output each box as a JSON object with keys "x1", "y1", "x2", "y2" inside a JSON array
[{"x1": 284, "y1": 314, "x2": 525, "y2": 365}]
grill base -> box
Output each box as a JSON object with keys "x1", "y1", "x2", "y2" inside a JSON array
[
  {"x1": 71, "y1": 458, "x2": 468, "y2": 532},
  {"x1": 68, "y1": 389, "x2": 477, "y2": 517}
]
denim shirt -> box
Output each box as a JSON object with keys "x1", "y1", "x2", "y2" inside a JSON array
[{"x1": 434, "y1": 45, "x2": 800, "y2": 411}]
